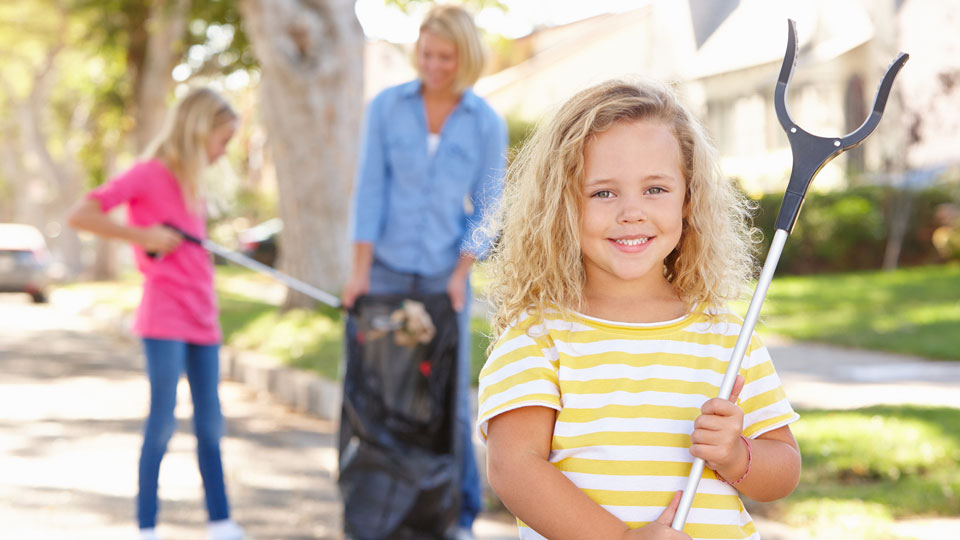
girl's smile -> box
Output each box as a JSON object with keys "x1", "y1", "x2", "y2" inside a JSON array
[
  {"x1": 610, "y1": 235, "x2": 652, "y2": 249},
  {"x1": 580, "y1": 118, "x2": 686, "y2": 296}
]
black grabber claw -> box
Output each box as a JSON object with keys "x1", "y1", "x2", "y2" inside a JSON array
[
  {"x1": 672, "y1": 19, "x2": 909, "y2": 532},
  {"x1": 773, "y1": 19, "x2": 909, "y2": 233}
]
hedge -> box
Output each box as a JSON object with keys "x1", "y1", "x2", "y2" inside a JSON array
[{"x1": 751, "y1": 186, "x2": 956, "y2": 274}]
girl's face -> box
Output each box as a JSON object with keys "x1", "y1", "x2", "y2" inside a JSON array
[
  {"x1": 417, "y1": 30, "x2": 458, "y2": 94},
  {"x1": 579, "y1": 118, "x2": 686, "y2": 295},
  {"x1": 206, "y1": 120, "x2": 236, "y2": 163}
]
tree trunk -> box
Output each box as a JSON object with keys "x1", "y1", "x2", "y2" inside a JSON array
[
  {"x1": 882, "y1": 187, "x2": 912, "y2": 271},
  {"x1": 134, "y1": 0, "x2": 190, "y2": 152},
  {"x1": 239, "y1": 0, "x2": 363, "y2": 308},
  {"x1": 93, "y1": 0, "x2": 188, "y2": 279},
  {"x1": 21, "y1": 49, "x2": 87, "y2": 278}
]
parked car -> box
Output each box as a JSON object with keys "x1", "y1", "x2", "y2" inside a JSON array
[
  {"x1": 0, "y1": 223, "x2": 53, "y2": 303},
  {"x1": 237, "y1": 218, "x2": 281, "y2": 267}
]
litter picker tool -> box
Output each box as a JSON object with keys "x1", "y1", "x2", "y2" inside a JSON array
[
  {"x1": 672, "y1": 19, "x2": 908, "y2": 531},
  {"x1": 152, "y1": 224, "x2": 342, "y2": 310}
]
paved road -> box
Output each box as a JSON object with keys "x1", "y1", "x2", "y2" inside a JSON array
[{"x1": 0, "y1": 294, "x2": 517, "y2": 540}]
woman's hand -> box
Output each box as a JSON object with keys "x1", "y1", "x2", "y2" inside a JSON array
[
  {"x1": 446, "y1": 269, "x2": 469, "y2": 312},
  {"x1": 135, "y1": 225, "x2": 182, "y2": 255},
  {"x1": 341, "y1": 271, "x2": 370, "y2": 309},
  {"x1": 690, "y1": 374, "x2": 748, "y2": 480},
  {"x1": 446, "y1": 254, "x2": 475, "y2": 312},
  {"x1": 341, "y1": 243, "x2": 374, "y2": 309},
  {"x1": 620, "y1": 491, "x2": 691, "y2": 539}
]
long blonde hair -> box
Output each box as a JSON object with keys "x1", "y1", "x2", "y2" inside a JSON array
[
  {"x1": 144, "y1": 87, "x2": 236, "y2": 206},
  {"x1": 486, "y1": 79, "x2": 757, "y2": 340}
]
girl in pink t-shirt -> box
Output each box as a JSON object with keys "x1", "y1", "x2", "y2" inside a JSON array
[{"x1": 68, "y1": 88, "x2": 244, "y2": 540}]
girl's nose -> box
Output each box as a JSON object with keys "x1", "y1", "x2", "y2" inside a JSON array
[{"x1": 617, "y1": 198, "x2": 647, "y2": 223}]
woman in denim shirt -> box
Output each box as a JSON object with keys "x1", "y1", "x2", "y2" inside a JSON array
[{"x1": 341, "y1": 5, "x2": 506, "y2": 538}]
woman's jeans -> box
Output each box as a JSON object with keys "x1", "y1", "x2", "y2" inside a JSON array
[
  {"x1": 138, "y1": 338, "x2": 230, "y2": 529},
  {"x1": 368, "y1": 259, "x2": 481, "y2": 529}
]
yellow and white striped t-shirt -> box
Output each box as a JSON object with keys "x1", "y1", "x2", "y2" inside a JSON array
[{"x1": 477, "y1": 306, "x2": 799, "y2": 540}]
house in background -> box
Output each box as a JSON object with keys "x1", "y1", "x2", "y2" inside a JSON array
[
  {"x1": 467, "y1": 0, "x2": 959, "y2": 195},
  {"x1": 682, "y1": 0, "x2": 899, "y2": 193},
  {"x1": 474, "y1": 1, "x2": 696, "y2": 122}
]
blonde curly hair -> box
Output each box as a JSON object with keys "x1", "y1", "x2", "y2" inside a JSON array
[{"x1": 485, "y1": 79, "x2": 757, "y2": 340}]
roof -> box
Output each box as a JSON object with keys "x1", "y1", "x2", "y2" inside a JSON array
[{"x1": 685, "y1": 0, "x2": 874, "y2": 80}]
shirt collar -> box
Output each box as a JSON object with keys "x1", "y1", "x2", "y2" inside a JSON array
[{"x1": 400, "y1": 79, "x2": 479, "y2": 112}]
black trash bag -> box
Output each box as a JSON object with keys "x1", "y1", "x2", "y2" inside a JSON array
[{"x1": 338, "y1": 293, "x2": 460, "y2": 540}]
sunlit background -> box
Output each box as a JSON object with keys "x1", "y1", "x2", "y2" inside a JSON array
[{"x1": 1, "y1": 1, "x2": 959, "y2": 539}]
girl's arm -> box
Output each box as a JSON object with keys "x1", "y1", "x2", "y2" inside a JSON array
[
  {"x1": 730, "y1": 425, "x2": 800, "y2": 501},
  {"x1": 487, "y1": 406, "x2": 691, "y2": 540},
  {"x1": 691, "y1": 376, "x2": 801, "y2": 502},
  {"x1": 66, "y1": 198, "x2": 181, "y2": 255}
]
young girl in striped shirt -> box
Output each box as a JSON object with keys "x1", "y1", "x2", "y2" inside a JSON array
[{"x1": 477, "y1": 79, "x2": 801, "y2": 540}]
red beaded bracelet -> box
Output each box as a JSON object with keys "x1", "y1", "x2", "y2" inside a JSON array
[{"x1": 716, "y1": 434, "x2": 752, "y2": 486}]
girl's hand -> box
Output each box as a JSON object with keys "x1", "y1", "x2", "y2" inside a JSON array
[
  {"x1": 690, "y1": 374, "x2": 747, "y2": 478},
  {"x1": 620, "y1": 491, "x2": 692, "y2": 539},
  {"x1": 137, "y1": 225, "x2": 182, "y2": 255}
]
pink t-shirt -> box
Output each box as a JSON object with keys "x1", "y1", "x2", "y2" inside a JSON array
[{"x1": 88, "y1": 159, "x2": 221, "y2": 344}]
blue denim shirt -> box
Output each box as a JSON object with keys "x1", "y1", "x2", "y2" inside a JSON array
[{"x1": 351, "y1": 80, "x2": 507, "y2": 276}]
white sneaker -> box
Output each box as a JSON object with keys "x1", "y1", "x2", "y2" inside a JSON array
[
  {"x1": 138, "y1": 528, "x2": 161, "y2": 540},
  {"x1": 454, "y1": 528, "x2": 475, "y2": 540},
  {"x1": 208, "y1": 519, "x2": 244, "y2": 540}
]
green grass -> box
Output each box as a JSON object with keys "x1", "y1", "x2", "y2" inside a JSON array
[
  {"x1": 757, "y1": 406, "x2": 960, "y2": 539},
  {"x1": 58, "y1": 267, "x2": 960, "y2": 533},
  {"x1": 60, "y1": 263, "x2": 960, "y2": 377},
  {"x1": 743, "y1": 263, "x2": 960, "y2": 360},
  {"x1": 55, "y1": 271, "x2": 143, "y2": 311},
  {"x1": 219, "y1": 266, "x2": 494, "y2": 382},
  {"x1": 57, "y1": 266, "x2": 494, "y2": 382},
  {"x1": 471, "y1": 315, "x2": 493, "y2": 384},
  {"x1": 219, "y1": 289, "x2": 345, "y2": 380}
]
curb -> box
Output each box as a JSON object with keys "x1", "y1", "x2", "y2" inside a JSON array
[
  {"x1": 53, "y1": 289, "x2": 346, "y2": 421},
  {"x1": 220, "y1": 346, "x2": 343, "y2": 420}
]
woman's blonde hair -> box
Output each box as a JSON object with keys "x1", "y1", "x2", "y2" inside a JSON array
[
  {"x1": 416, "y1": 4, "x2": 486, "y2": 94},
  {"x1": 486, "y1": 79, "x2": 757, "y2": 340},
  {"x1": 144, "y1": 87, "x2": 236, "y2": 204}
]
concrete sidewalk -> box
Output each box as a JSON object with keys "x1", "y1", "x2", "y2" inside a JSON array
[
  {"x1": 50, "y1": 287, "x2": 960, "y2": 540},
  {"x1": 47, "y1": 288, "x2": 520, "y2": 539},
  {"x1": 767, "y1": 338, "x2": 960, "y2": 409}
]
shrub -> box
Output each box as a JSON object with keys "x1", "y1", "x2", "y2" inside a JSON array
[{"x1": 752, "y1": 185, "x2": 956, "y2": 274}]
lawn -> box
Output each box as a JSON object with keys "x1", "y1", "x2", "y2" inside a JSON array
[
  {"x1": 751, "y1": 405, "x2": 960, "y2": 540},
  {"x1": 742, "y1": 263, "x2": 960, "y2": 360},
  {"x1": 57, "y1": 264, "x2": 960, "y2": 537},
  {"x1": 59, "y1": 263, "x2": 960, "y2": 380},
  {"x1": 57, "y1": 266, "x2": 490, "y2": 382}
]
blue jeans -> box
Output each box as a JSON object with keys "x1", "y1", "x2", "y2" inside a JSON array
[
  {"x1": 138, "y1": 338, "x2": 230, "y2": 529},
  {"x1": 367, "y1": 259, "x2": 481, "y2": 529}
]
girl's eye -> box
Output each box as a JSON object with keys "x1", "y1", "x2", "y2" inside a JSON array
[
  {"x1": 591, "y1": 190, "x2": 614, "y2": 199},
  {"x1": 647, "y1": 186, "x2": 666, "y2": 195}
]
